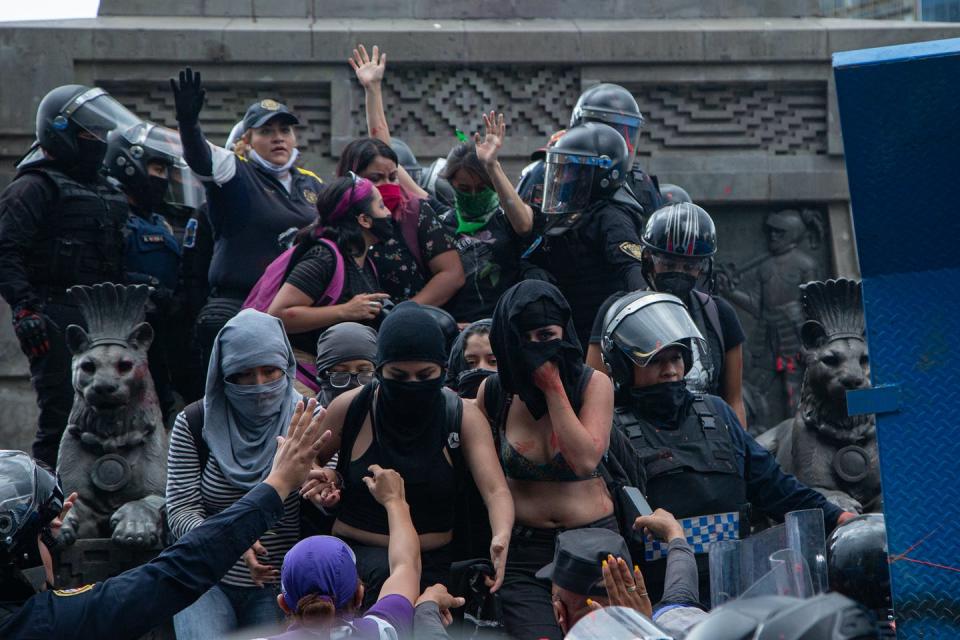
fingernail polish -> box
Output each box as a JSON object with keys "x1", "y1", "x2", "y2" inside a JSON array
[
  {"x1": 586, "y1": 598, "x2": 594, "y2": 607},
  {"x1": 602, "y1": 560, "x2": 608, "y2": 568}
]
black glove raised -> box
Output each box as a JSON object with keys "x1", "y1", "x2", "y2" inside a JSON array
[
  {"x1": 169, "y1": 67, "x2": 206, "y2": 125},
  {"x1": 13, "y1": 306, "x2": 51, "y2": 358}
]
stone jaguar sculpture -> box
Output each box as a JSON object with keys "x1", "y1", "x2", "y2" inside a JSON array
[
  {"x1": 56, "y1": 283, "x2": 168, "y2": 547},
  {"x1": 757, "y1": 278, "x2": 881, "y2": 514}
]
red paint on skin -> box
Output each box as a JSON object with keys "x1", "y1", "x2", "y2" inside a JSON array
[{"x1": 512, "y1": 440, "x2": 535, "y2": 455}]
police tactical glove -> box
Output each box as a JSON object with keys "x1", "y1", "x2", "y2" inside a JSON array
[
  {"x1": 170, "y1": 67, "x2": 206, "y2": 125},
  {"x1": 13, "y1": 306, "x2": 51, "y2": 358}
]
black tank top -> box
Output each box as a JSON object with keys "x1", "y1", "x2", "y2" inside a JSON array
[{"x1": 336, "y1": 388, "x2": 458, "y2": 535}]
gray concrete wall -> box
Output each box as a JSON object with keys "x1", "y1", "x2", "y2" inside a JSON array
[{"x1": 2, "y1": 13, "x2": 960, "y2": 442}]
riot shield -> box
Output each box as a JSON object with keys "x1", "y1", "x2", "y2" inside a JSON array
[
  {"x1": 709, "y1": 509, "x2": 827, "y2": 606},
  {"x1": 565, "y1": 606, "x2": 673, "y2": 640}
]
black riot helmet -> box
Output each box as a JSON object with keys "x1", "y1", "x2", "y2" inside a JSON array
[
  {"x1": 685, "y1": 593, "x2": 876, "y2": 640},
  {"x1": 600, "y1": 291, "x2": 705, "y2": 392},
  {"x1": 420, "y1": 305, "x2": 460, "y2": 353},
  {"x1": 390, "y1": 138, "x2": 423, "y2": 184},
  {"x1": 658, "y1": 183, "x2": 692, "y2": 205},
  {"x1": 827, "y1": 514, "x2": 892, "y2": 612},
  {"x1": 642, "y1": 202, "x2": 717, "y2": 259},
  {"x1": 35, "y1": 85, "x2": 141, "y2": 168},
  {"x1": 542, "y1": 122, "x2": 629, "y2": 236},
  {"x1": 0, "y1": 451, "x2": 64, "y2": 587},
  {"x1": 570, "y1": 83, "x2": 643, "y2": 161},
  {"x1": 517, "y1": 159, "x2": 547, "y2": 211},
  {"x1": 105, "y1": 122, "x2": 177, "y2": 209}
]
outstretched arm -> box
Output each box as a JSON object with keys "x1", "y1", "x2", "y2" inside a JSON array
[
  {"x1": 349, "y1": 44, "x2": 428, "y2": 199},
  {"x1": 475, "y1": 111, "x2": 534, "y2": 236},
  {"x1": 366, "y1": 465, "x2": 422, "y2": 606}
]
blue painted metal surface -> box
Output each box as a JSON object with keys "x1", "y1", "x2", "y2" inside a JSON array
[
  {"x1": 846, "y1": 384, "x2": 902, "y2": 417},
  {"x1": 835, "y1": 38, "x2": 960, "y2": 637}
]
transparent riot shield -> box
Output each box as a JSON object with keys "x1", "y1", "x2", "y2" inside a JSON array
[
  {"x1": 566, "y1": 606, "x2": 674, "y2": 640},
  {"x1": 709, "y1": 509, "x2": 828, "y2": 606}
]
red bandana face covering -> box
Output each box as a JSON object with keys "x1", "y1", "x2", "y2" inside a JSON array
[{"x1": 377, "y1": 182, "x2": 405, "y2": 214}]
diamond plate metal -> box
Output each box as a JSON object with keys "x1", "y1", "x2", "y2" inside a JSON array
[{"x1": 835, "y1": 39, "x2": 960, "y2": 639}]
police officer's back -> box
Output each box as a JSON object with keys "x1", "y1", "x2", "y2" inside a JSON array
[{"x1": 0, "y1": 85, "x2": 137, "y2": 467}]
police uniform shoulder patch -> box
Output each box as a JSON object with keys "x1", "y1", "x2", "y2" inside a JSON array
[
  {"x1": 260, "y1": 99, "x2": 280, "y2": 111},
  {"x1": 619, "y1": 242, "x2": 645, "y2": 261},
  {"x1": 302, "y1": 189, "x2": 318, "y2": 205},
  {"x1": 296, "y1": 167, "x2": 323, "y2": 183},
  {"x1": 54, "y1": 584, "x2": 96, "y2": 597}
]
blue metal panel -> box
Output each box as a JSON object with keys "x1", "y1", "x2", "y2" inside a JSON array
[{"x1": 835, "y1": 39, "x2": 960, "y2": 637}]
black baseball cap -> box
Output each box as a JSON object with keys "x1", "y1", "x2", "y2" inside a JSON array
[
  {"x1": 242, "y1": 99, "x2": 299, "y2": 131},
  {"x1": 536, "y1": 528, "x2": 632, "y2": 596}
]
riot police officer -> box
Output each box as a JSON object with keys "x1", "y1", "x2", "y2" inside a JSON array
[
  {"x1": 599, "y1": 291, "x2": 853, "y2": 605},
  {"x1": 105, "y1": 122, "x2": 204, "y2": 422},
  {"x1": 528, "y1": 122, "x2": 648, "y2": 348},
  {"x1": 0, "y1": 85, "x2": 139, "y2": 467},
  {"x1": 569, "y1": 83, "x2": 662, "y2": 217},
  {"x1": 587, "y1": 202, "x2": 747, "y2": 424}
]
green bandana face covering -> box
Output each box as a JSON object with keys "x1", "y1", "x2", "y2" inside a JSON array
[{"x1": 454, "y1": 187, "x2": 500, "y2": 234}]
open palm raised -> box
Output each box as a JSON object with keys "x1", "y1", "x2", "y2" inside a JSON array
[
  {"x1": 349, "y1": 44, "x2": 386, "y2": 88},
  {"x1": 475, "y1": 111, "x2": 506, "y2": 166}
]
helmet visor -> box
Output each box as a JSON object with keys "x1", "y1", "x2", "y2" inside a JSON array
[
  {"x1": 0, "y1": 453, "x2": 38, "y2": 546},
  {"x1": 542, "y1": 152, "x2": 606, "y2": 215},
  {"x1": 577, "y1": 108, "x2": 642, "y2": 157},
  {"x1": 139, "y1": 125, "x2": 206, "y2": 209},
  {"x1": 67, "y1": 89, "x2": 141, "y2": 142},
  {"x1": 602, "y1": 294, "x2": 706, "y2": 367}
]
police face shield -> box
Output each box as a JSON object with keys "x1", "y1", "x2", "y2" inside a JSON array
[
  {"x1": 709, "y1": 508, "x2": 829, "y2": 606},
  {"x1": 60, "y1": 88, "x2": 141, "y2": 143},
  {"x1": 577, "y1": 108, "x2": 642, "y2": 159},
  {"x1": 126, "y1": 123, "x2": 206, "y2": 210},
  {"x1": 602, "y1": 293, "x2": 706, "y2": 368},
  {"x1": 542, "y1": 152, "x2": 610, "y2": 236},
  {"x1": 566, "y1": 606, "x2": 673, "y2": 640}
]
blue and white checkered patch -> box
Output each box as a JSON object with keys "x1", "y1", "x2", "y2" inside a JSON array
[{"x1": 644, "y1": 511, "x2": 740, "y2": 562}]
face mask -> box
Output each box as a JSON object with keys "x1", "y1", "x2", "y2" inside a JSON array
[
  {"x1": 457, "y1": 368, "x2": 495, "y2": 400},
  {"x1": 249, "y1": 147, "x2": 300, "y2": 176},
  {"x1": 377, "y1": 183, "x2": 404, "y2": 213},
  {"x1": 368, "y1": 215, "x2": 395, "y2": 243},
  {"x1": 143, "y1": 175, "x2": 170, "y2": 209},
  {"x1": 520, "y1": 339, "x2": 564, "y2": 376},
  {"x1": 224, "y1": 375, "x2": 290, "y2": 422},
  {"x1": 454, "y1": 187, "x2": 500, "y2": 232},
  {"x1": 654, "y1": 272, "x2": 697, "y2": 299},
  {"x1": 627, "y1": 380, "x2": 691, "y2": 425},
  {"x1": 378, "y1": 376, "x2": 444, "y2": 419},
  {"x1": 70, "y1": 137, "x2": 108, "y2": 181}
]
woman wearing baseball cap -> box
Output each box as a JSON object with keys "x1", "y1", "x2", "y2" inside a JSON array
[{"x1": 169, "y1": 68, "x2": 326, "y2": 384}]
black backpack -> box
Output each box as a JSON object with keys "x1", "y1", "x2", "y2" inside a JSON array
[{"x1": 183, "y1": 400, "x2": 209, "y2": 470}]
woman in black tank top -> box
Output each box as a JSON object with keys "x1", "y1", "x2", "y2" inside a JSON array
[{"x1": 306, "y1": 302, "x2": 513, "y2": 607}]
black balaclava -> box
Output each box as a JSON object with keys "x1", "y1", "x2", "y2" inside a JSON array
[
  {"x1": 653, "y1": 272, "x2": 697, "y2": 300},
  {"x1": 446, "y1": 318, "x2": 495, "y2": 399},
  {"x1": 490, "y1": 281, "x2": 584, "y2": 419},
  {"x1": 374, "y1": 301, "x2": 448, "y2": 481},
  {"x1": 69, "y1": 136, "x2": 109, "y2": 182}
]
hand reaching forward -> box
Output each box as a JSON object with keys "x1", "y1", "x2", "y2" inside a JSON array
[
  {"x1": 265, "y1": 398, "x2": 331, "y2": 498},
  {"x1": 349, "y1": 44, "x2": 386, "y2": 88}
]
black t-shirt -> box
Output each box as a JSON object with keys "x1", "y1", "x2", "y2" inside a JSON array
[
  {"x1": 440, "y1": 210, "x2": 527, "y2": 323},
  {"x1": 284, "y1": 242, "x2": 381, "y2": 354},
  {"x1": 369, "y1": 199, "x2": 457, "y2": 302},
  {"x1": 590, "y1": 289, "x2": 745, "y2": 395}
]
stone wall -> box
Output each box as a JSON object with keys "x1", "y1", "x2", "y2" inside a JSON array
[{"x1": 2, "y1": 11, "x2": 960, "y2": 443}]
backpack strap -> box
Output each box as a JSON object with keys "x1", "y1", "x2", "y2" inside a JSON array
[
  {"x1": 316, "y1": 238, "x2": 346, "y2": 306},
  {"x1": 183, "y1": 400, "x2": 208, "y2": 471},
  {"x1": 334, "y1": 382, "x2": 377, "y2": 481},
  {"x1": 690, "y1": 394, "x2": 718, "y2": 431},
  {"x1": 693, "y1": 290, "x2": 726, "y2": 355},
  {"x1": 613, "y1": 405, "x2": 649, "y2": 443},
  {"x1": 442, "y1": 390, "x2": 467, "y2": 489}
]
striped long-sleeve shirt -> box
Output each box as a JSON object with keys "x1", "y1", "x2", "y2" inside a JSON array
[{"x1": 165, "y1": 410, "x2": 301, "y2": 588}]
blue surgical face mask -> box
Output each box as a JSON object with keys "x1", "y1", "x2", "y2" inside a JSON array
[{"x1": 249, "y1": 147, "x2": 300, "y2": 176}]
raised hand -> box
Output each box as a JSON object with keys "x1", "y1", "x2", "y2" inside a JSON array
[
  {"x1": 169, "y1": 67, "x2": 206, "y2": 125},
  {"x1": 363, "y1": 464, "x2": 406, "y2": 507},
  {"x1": 589, "y1": 555, "x2": 653, "y2": 618},
  {"x1": 474, "y1": 111, "x2": 506, "y2": 168},
  {"x1": 349, "y1": 44, "x2": 386, "y2": 89},
  {"x1": 265, "y1": 399, "x2": 331, "y2": 498}
]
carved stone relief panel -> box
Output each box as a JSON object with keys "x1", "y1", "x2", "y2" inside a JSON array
[{"x1": 710, "y1": 204, "x2": 834, "y2": 432}]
